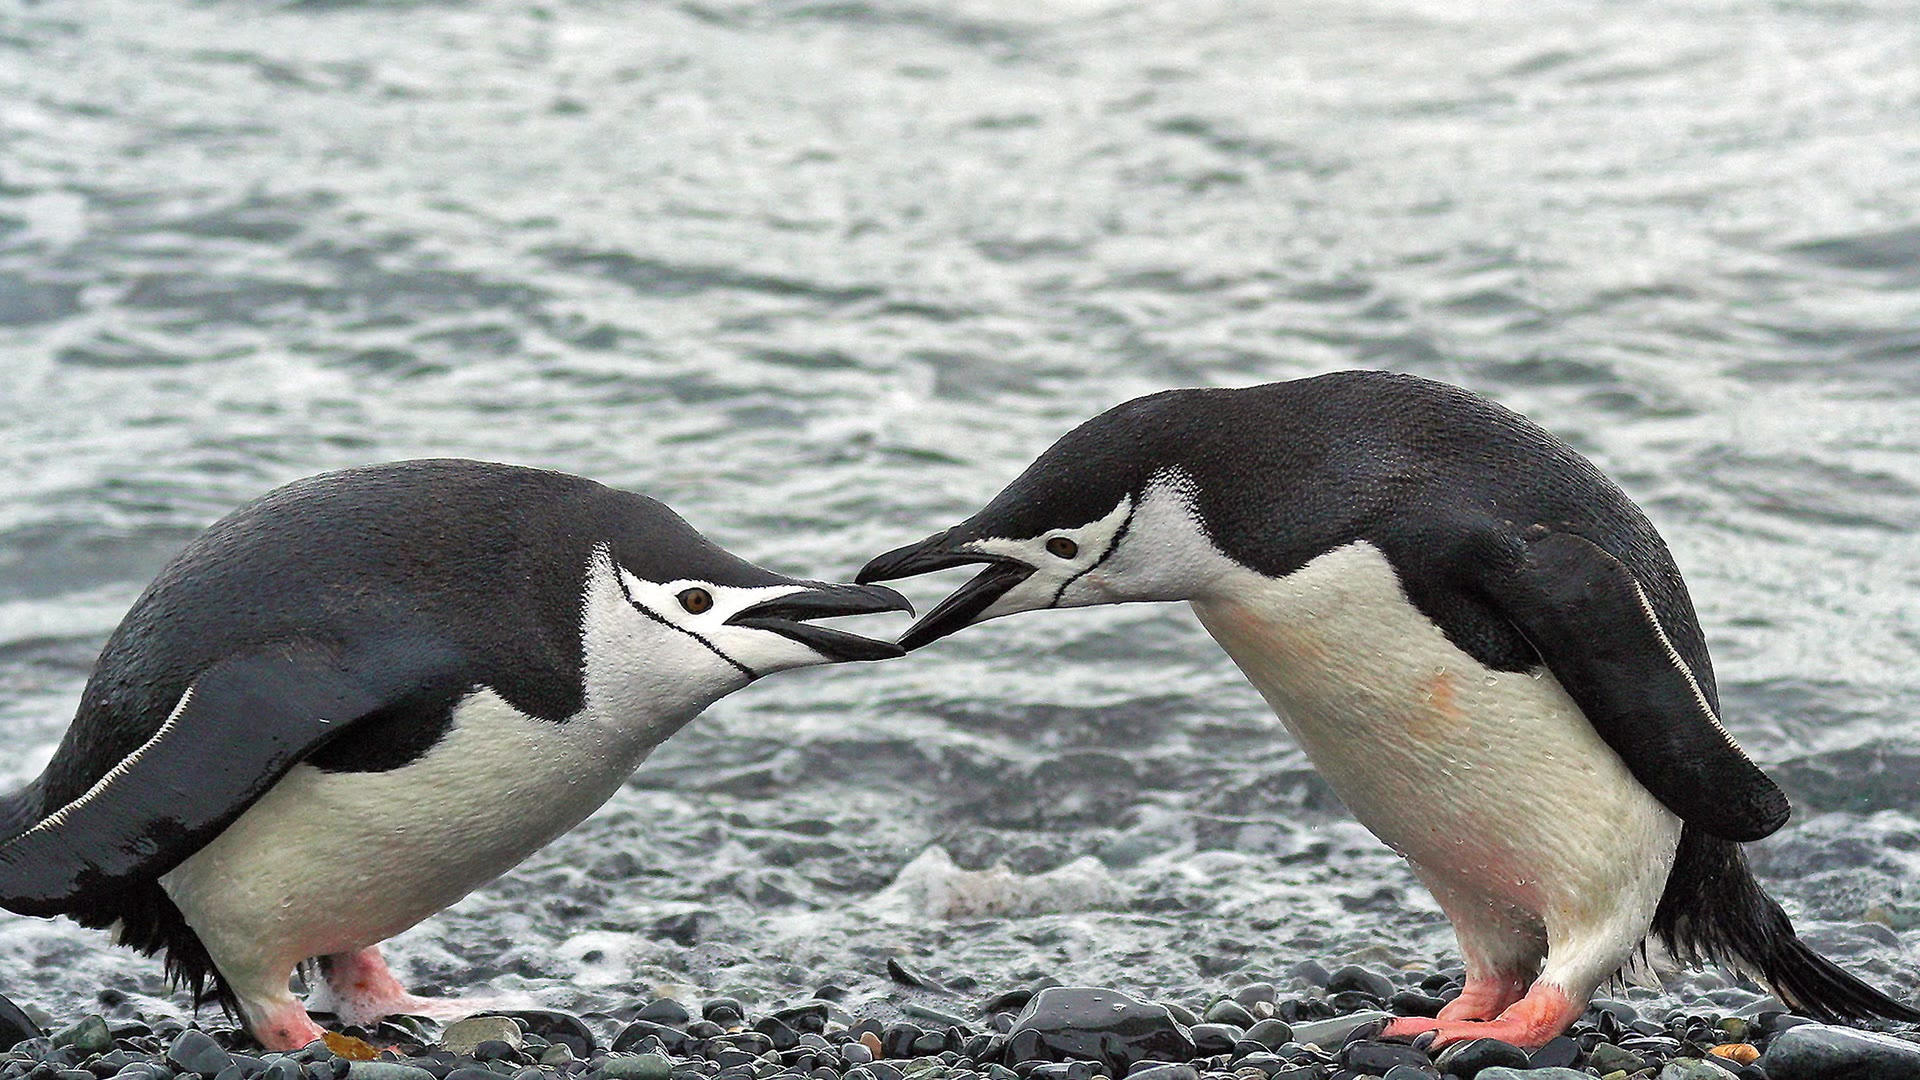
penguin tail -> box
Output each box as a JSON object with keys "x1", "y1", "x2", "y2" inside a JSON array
[
  {"x1": 1654, "y1": 826, "x2": 1920, "y2": 1025},
  {"x1": 0, "y1": 778, "x2": 43, "y2": 845}
]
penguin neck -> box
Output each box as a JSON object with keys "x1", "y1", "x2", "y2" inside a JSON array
[{"x1": 576, "y1": 560, "x2": 752, "y2": 751}]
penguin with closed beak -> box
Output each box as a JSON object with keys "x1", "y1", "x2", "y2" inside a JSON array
[
  {"x1": 0, "y1": 459, "x2": 910, "y2": 1050},
  {"x1": 858, "y1": 370, "x2": 1919, "y2": 1047}
]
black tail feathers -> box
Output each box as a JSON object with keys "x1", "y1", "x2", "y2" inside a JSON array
[
  {"x1": 1654, "y1": 826, "x2": 1920, "y2": 1025},
  {"x1": 0, "y1": 780, "x2": 42, "y2": 845}
]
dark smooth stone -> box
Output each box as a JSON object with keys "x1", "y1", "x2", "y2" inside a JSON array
[
  {"x1": 167, "y1": 1031, "x2": 234, "y2": 1078},
  {"x1": 1161, "y1": 1004, "x2": 1198, "y2": 1029},
  {"x1": 1288, "y1": 963, "x2": 1331, "y2": 990},
  {"x1": 1379, "y1": 1067, "x2": 1433, "y2": 1080},
  {"x1": 1124, "y1": 1067, "x2": 1198, "y2": 1080},
  {"x1": 1233, "y1": 1053, "x2": 1296, "y2": 1078},
  {"x1": 1203, "y1": 1003, "x2": 1256, "y2": 1029},
  {"x1": 1242, "y1": 1021, "x2": 1292, "y2": 1050},
  {"x1": 1337, "y1": 1041, "x2": 1428, "y2": 1075},
  {"x1": 1006, "y1": 989, "x2": 1194, "y2": 1075},
  {"x1": 1266, "y1": 1068, "x2": 1325, "y2": 1080},
  {"x1": 612, "y1": 1022, "x2": 692, "y2": 1056},
  {"x1": 1584, "y1": 1043, "x2": 1647, "y2": 1075},
  {"x1": 770, "y1": 1005, "x2": 829, "y2": 1037},
  {"x1": 866, "y1": 1065, "x2": 904, "y2": 1080},
  {"x1": 1526, "y1": 1036, "x2": 1580, "y2": 1070},
  {"x1": 905, "y1": 1006, "x2": 975, "y2": 1033},
  {"x1": 982, "y1": 992, "x2": 1036, "y2": 1017},
  {"x1": 1325, "y1": 969, "x2": 1394, "y2": 1001},
  {"x1": 1190, "y1": 1026, "x2": 1243, "y2": 1056},
  {"x1": 1417, "y1": 974, "x2": 1457, "y2": 996},
  {"x1": 702, "y1": 1001, "x2": 744, "y2": 1028},
  {"x1": 964, "y1": 1034, "x2": 997, "y2": 1062},
  {"x1": 811, "y1": 986, "x2": 848, "y2": 1004},
  {"x1": 1325, "y1": 993, "x2": 1383, "y2": 1014},
  {"x1": 1027, "y1": 1065, "x2": 1098, "y2": 1080},
  {"x1": 881, "y1": 1025, "x2": 925, "y2": 1060},
  {"x1": 911, "y1": 1032, "x2": 951, "y2": 1057},
  {"x1": 1759, "y1": 1023, "x2": 1920, "y2": 1080},
  {"x1": 750, "y1": 1020, "x2": 798, "y2": 1054},
  {"x1": 471, "y1": 1042, "x2": 517, "y2": 1063},
  {"x1": 1584, "y1": 1001, "x2": 1638, "y2": 1025},
  {"x1": 1433, "y1": 1038, "x2": 1529, "y2": 1079},
  {"x1": 636, "y1": 1002, "x2": 692, "y2": 1028},
  {"x1": 710, "y1": 1032, "x2": 774, "y2": 1057},
  {"x1": 887, "y1": 961, "x2": 949, "y2": 994},
  {"x1": 1288, "y1": 1013, "x2": 1392, "y2": 1049},
  {"x1": 1387, "y1": 992, "x2": 1445, "y2": 1019},
  {"x1": 1234, "y1": 986, "x2": 1279, "y2": 1009}
]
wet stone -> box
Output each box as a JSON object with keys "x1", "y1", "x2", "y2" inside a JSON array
[
  {"x1": 343, "y1": 1065, "x2": 435, "y2": 1080},
  {"x1": 600, "y1": 1054, "x2": 675, "y2": 1080},
  {"x1": 1656, "y1": 1060, "x2": 1735, "y2": 1080},
  {"x1": 1007, "y1": 988, "x2": 1195, "y2": 1076},
  {"x1": 167, "y1": 1032, "x2": 233, "y2": 1078},
  {"x1": 1586, "y1": 1044, "x2": 1648, "y2": 1075},
  {"x1": 1287, "y1": 1014, "x2": 1392, "y2": 1050},
  {"x1": 1202, "y1": 1005, "x2": 1256, "y2": 1030},
  {"x1": 1241, "y1": 1023, "x2": 1292, "y2": 1052},
  {"x1": 1124, "y1": 1067, "x2": 1198, "y2": 1080},
  {"x1": 1526, "y1": 1038, "x2": 1580, "y2": 1071},
  {"x1": 1234, "y1": 987, "x2": 1278, "y2": 1010},
  {"x1": 613, "y1": 1025, "x2": 691, "y2": 1056},
  {"x1": 1189, "y1": 1028, "x2": 1241, "y2": 1057},
  {"x1": 1434, "y1": 1039, "x2": 1531, "y2": 1079},
  {"x1": 1380, "y1": 1067, "x2": 1432, "y2": 1080},
  {"x1": 1324, "y1": 969, "x2": 1393, "y2": 1003},
  {"x1": 442, "y1": 1019, "x2": 523, "y2": 1058},
  {"x1": 51, "y1": 1018, "x2": 111, "y2": 1057},
  {"x1": 636, "y1": 1003, "x2": 691, "y2": 1029},
  {"x1": 1475, "y1": 1069, "x2": 1589, "y2": 1080},
  {"x1": 1338, "y1": 1041, "x2": 1428, "y2": 1076},
  {"x1": 704, "y1": 1002, "x2": 745, "y2": 1029},
  {"x1": 1387, "y1": 993, "x2": 1445, "y2": 1019},
  {"x1": 1758, "y1": 1024, "x2": 1920, "y2": 1080}
]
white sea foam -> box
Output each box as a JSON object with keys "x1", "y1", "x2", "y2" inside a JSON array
[{"x1": 866, "y1": 846, "x2": 1126, "y2": 922}]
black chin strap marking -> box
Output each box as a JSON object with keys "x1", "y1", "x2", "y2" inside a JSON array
[
  {"x1": 614, "y1": 569, "x2": 759, "y2": 681},
  {"x1": 1051, "y1": 499, "x2": 1136, "y2": 607}
]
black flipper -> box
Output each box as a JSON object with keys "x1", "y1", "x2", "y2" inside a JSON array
[
  {"x1": 1483, "y1": 530, "x2": 1790, "y2": 842},
  {"x1": 0, "y1": 634, "x2": 455, "y2": 916}
]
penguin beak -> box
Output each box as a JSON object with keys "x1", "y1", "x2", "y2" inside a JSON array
[
  {"x1": 727, "y1": 582, "x2": 915, "y2": 662},
  {"x1": 857, "y1": 533, "x2": 1036, "y2": 651}
]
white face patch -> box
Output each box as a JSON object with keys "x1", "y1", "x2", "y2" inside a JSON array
[
  {"x1": 957, "y1": 468, "x2": 1228, "y2": 621},
  {"x1": 578, "y1": 547, "x2": 859, "y2": 725}
]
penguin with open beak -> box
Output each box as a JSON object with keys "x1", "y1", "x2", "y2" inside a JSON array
[
  {"x1": 859, "y1": 370, "x2": 1918, "y2": 1047},
  {"x1": 0, "y1": 459, "x2": 910, "y2": 1050}
]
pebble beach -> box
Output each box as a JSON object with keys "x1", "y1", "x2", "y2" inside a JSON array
[{"x1": 7, "y1": 965, "x2": 1920, "y2": 1080}]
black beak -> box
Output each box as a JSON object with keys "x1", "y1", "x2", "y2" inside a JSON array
[
  {"x1": 857, "y1": 532, "x2": 1036, "y2": 651},
  {"x1": 728, "y1": 582, "x2": 914, "y2": 662}
]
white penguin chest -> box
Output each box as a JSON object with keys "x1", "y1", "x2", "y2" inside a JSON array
[
  {"x1": 1188, "y1": 541, "x2": 1679, "y2": 908},
  {"x1": 161, "y1": 688, "x2": 677, "y2": 964}
]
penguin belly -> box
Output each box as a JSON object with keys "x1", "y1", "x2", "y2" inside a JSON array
[
  {"x1": 1189, "y1": 541, "x2": 1682, "y2": 954},
  {"x1": 159, "y1": 688, "x2": 663, "y2": 992}
]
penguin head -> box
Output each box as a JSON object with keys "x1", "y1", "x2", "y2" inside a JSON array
[
  {"x1": 858, "y1": 396, "x2": 1226, "y2": 650},
  {"x1": 574, "y1": 492, "x2": 914, "y2": 719}
]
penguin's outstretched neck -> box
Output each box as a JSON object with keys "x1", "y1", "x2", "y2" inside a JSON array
[{"x1": 1657, "y1": 826, "x2": 1920, "y2": 1024}]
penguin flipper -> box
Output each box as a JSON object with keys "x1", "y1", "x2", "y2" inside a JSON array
[
  {"x1": 1487, "y1": 531, "x2": 1790, "y2": 842},
  {"x1": 0, "y1": 635, "x2": 451, "y2": 915}
]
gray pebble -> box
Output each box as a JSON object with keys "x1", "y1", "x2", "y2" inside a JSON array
[
  {"x1": 1759, "y1": 1023, "x2": 1920, "y2": 1080},
  {"x1": 600, "y1": 1054, "x2": 674, "y2": 1080},
  {"x1": 443, "y1": 1018, "x2": 524, "y2": 1057},
  {"x1": 344, "y1": 1064, "x2": 437, "y2": 1080},
  {"x1": 51, "y1": 1017, "x2": 111, "y2": 1057},
  {"x1": 1658, "y1": 1060, "x2": 1737, "y2": 1080},
  {"x1": 263, "y1": 1062, "x2": 304, "y2": 1080},
  {"x1": 1286, "y1": 1011, "x2": 1393, "y2": 1049},
  {"x1": 167, "y1": 1031, "x2": 235, "y2": 1078},
  {"x1": 839, "y1": 1046, "x2": 873, "y2": 1067},
  {"x1": 1475, "y1": 1069, "x2": 1591, "y2": 1080}
]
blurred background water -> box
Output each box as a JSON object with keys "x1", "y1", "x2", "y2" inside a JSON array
[{"x1": 1, "y1": 0, "x2": 1917, "y2": 1031}]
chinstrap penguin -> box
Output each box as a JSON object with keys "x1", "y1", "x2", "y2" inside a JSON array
[
  {"x1": 0, "y1": 459, "x2": 911, "y2": 1051},
  {"x1": 858, "y1": 370, "x2": 1920, "y2": 1047}
]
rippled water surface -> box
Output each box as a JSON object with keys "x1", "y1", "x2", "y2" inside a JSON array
[{"x1": 2, "y1": 0, "x2": 1918, "y2": 1031}]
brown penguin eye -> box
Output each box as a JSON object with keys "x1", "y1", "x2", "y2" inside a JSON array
[
  {"x1": 1046, "y1": 536, "x2": 1079, "y2": 559},
  {"x1": 678, "y1": 588, "x2": 713, "y2": 614}
]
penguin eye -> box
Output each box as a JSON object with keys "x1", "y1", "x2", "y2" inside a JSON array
[
  {"x1": 1045, "y1": 536, "x2": 1079, "y2": 559},
  {"x1": 678, "y1": 588, "x2": 714, "y2": 614}
]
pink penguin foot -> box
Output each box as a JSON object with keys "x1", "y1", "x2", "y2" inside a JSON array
[
  {"x1": 252, "y1": 1000, "x2": 329, "y2": 1052},
  {"x1": 308, "y1": 947, "x2": 519, "y2": 1027},
  {"x1": 1381, "y1": 984, "x2": 1580, "y2": 1049}
]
